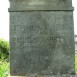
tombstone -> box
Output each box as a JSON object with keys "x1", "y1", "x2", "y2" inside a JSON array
[{"x1": 9, "y1": 0, "x2": 76, "y2": 76}]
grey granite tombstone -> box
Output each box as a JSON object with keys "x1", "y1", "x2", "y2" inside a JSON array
[{"x1": 9, "y1": 0, "x2": 76, "y2": 76}]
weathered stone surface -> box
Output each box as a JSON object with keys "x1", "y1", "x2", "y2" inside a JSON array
[
  {"x1": 10, "y1": 11, "x2": 75, "y2": 76},
  {"x1": 8, "y1": 75, "x2": 77, "y2": 77},
  {"x1": 9, "y1": 0, "x2": 73, "y2": 11},
  {"x1": 9, "y1": 0, "x2": 75, "y2": 76}
]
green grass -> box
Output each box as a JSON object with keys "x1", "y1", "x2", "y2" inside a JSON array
[
  {"x1": 75, "y1": 54, "x2": 77, "y2": 74},
  {"x1": 0, "y1": 60, "x2": 10, "y2": 77}
]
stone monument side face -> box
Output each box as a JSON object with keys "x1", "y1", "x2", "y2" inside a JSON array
[
  {"x1": 9, "y1": 0, "x2": 75, "y2": 76},
  {"x1": 10, "y1": 11, "x2": 75, "y2": 76}
]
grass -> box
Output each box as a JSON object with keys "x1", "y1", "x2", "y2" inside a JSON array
[
  {"x1": 75, "y1": 54, "x2": 77, "y2": 74},
  {"x1": 0, "y1": 60, "x2": 10, "y2": 77}
]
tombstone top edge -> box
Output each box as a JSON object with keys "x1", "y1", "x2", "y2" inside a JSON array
[{"x1": 9, "y1": 0, "x2": 73, "y2": 11}]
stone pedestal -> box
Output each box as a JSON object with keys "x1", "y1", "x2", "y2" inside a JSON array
[{"x1": 9, "y1": 0, "x2": 76, "y2": 76}]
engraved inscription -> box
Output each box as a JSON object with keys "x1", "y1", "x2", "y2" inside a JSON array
[{"x1": 10, "y1": 12, "x2": 75, "y2": 75}]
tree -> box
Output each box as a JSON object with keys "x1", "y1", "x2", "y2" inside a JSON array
[{"x1": 0, "y1": 39, "x2": 10, "y2": 61}]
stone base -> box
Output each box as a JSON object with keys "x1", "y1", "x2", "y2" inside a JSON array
[{"x1": 8, "y1": 75, "x2": 77, "y2": 77}]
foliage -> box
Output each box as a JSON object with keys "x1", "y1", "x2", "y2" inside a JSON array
[
  {"x1": 75, "y1": 54, "x2": 77, "y2": 74},
  {"x1": 0, "y1": 39, "x2": 10, "y2": 61},
  {"x1": 0, "y1": 60, "x2": 10, "y2": 77}
]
